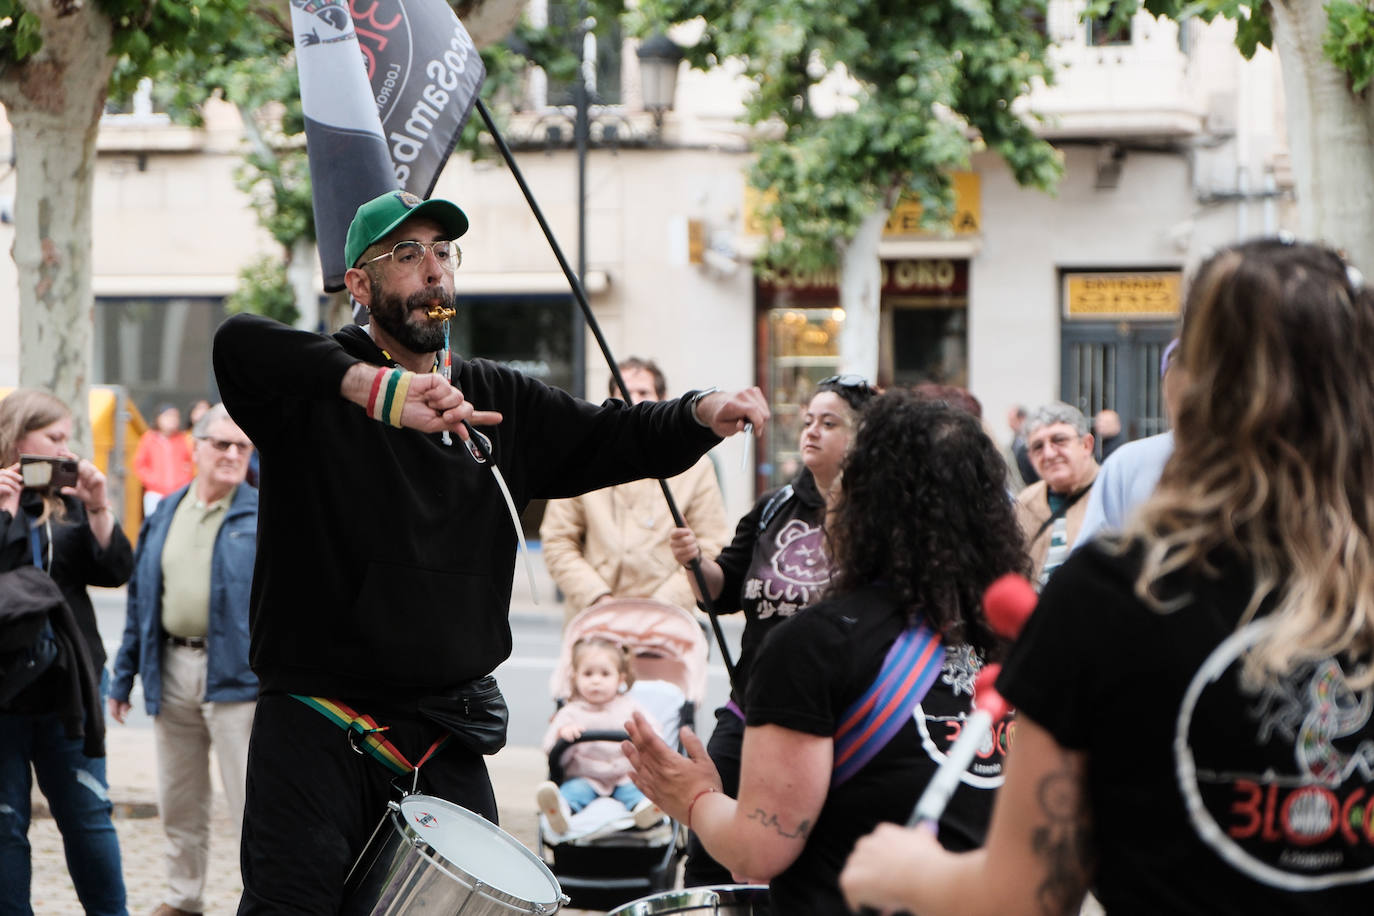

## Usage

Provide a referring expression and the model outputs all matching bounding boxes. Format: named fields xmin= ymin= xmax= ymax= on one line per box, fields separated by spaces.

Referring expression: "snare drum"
xmin=343 ymin=794 xmax=565 ymax=916
xmin=606 ymin=885 xmax=770 ymax=916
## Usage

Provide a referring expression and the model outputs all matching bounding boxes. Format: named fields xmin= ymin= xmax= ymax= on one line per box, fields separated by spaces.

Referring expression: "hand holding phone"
xmin=0 ymin=466 xmax=21 ymax=516
xmin=20 ymin=455 xmax=80 ymax=492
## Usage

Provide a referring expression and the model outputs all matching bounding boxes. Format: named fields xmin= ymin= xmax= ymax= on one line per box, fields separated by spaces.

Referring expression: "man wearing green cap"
xmin=213 ymin=189 xmax=768 ymax=913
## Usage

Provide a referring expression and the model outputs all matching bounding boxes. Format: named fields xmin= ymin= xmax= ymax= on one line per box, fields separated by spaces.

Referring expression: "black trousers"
xmin=682 ymin=704 xmax=744 ymax=887
xmin=236 ymin=693 xmax=497 ymax=915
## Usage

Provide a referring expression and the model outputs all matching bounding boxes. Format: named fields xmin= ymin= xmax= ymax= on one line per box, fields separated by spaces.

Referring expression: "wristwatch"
xmin=688 ymin=387 xmax=720 ymax=427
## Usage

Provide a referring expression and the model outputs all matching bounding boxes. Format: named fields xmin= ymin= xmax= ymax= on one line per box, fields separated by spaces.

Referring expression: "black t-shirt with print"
xmin=1000 ymin=542 xmax=1374 ymax=914
xmin=747 ymin=585 xmax=1005 ymax=915
xmin=714 ymin=469 xmax=829 ymax=706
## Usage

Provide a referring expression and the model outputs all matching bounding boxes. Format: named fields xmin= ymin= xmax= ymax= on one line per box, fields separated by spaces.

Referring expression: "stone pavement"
xmin=29 ymin=730 xmax=574 ymax=915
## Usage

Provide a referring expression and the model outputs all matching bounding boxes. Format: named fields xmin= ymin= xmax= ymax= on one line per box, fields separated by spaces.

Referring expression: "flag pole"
xmin=474 ymin=97 xmax=739 ymax=689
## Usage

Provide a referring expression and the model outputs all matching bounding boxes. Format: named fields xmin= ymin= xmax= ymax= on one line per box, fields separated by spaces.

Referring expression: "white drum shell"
xmin=343 ymin=795 xmax=563 ymax=916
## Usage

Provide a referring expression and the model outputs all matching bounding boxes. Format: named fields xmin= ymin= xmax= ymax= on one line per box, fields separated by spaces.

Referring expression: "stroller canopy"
xmin=549 ymin=598 xmax=709 ymax=707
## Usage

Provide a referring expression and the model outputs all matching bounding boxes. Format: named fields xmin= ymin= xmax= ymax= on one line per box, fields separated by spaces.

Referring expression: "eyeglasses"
xmin=366 ymin=239 xmax=462 ymax=273
xmin=198 ymin=436 xmax=252 ymax=454
xmin=1027 ymin=432 xmax=1085 ymax=456
xmin=818 ymin=374 xmax=874 ymax=392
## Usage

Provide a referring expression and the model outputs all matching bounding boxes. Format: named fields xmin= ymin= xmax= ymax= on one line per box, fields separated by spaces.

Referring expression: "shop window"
xmin=889 ymin=306 xmax=968 ymax=388
xmin=762 ymin=307 xmax=844 ymax=490
xmin=447 ymin=293 xmax=574 ymax=393
xmin=94 ymin=296 xmax=225 ymax=423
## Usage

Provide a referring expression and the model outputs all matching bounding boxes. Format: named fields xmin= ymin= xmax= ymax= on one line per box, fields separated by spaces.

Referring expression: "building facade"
xmin=0 ymin=2 xmax=1293 ymax=520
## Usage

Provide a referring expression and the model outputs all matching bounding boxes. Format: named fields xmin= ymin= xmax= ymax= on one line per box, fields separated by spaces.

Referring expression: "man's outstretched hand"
xmin=692 ymin=387 xmax=770 ymax=439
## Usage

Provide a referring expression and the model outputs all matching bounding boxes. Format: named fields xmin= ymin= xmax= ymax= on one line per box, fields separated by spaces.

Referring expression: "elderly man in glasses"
xmin=1014 ymin=401 xmax=1100 ymax=587
xmin=109 ymin=403 xmax=258 ymax=916
xmin=212 ymin=189 xmax=769 ymax=914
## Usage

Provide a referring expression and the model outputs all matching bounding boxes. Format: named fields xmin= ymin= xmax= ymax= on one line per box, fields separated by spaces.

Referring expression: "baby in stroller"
xmin=537 ymin=598 xmax=708 ymax=909
xmin=536 ymin=636 xmax=665 ymax=835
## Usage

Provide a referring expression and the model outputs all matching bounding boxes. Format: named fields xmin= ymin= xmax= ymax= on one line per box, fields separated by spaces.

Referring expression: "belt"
xmin=165 ymin=635 xmax=207 ymax=648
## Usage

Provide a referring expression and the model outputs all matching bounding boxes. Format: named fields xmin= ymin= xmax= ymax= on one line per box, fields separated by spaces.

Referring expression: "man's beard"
xmin=368 ymin=284 xmax=455 ymax=354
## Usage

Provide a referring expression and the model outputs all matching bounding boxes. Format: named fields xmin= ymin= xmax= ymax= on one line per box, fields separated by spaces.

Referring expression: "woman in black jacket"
xmin=0 ymin=388 xmax=134 ymax=916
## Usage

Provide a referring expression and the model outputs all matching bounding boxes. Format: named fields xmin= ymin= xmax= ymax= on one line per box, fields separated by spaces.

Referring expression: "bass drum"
xmin=342 ymin=794 xmax=565 ymax=916
xmin=607 ymin=885 xmax=769 ymax=916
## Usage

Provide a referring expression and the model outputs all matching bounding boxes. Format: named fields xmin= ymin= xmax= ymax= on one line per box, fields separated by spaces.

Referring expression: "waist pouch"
xmin=417 ymin=675 xmax=509 ymax=756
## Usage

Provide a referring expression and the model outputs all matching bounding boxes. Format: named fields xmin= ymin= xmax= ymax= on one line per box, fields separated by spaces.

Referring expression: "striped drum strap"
xmin=292 ymin=695 xmax=448 ymax=777
xmin=831 ymin=622 xmax=944 ymax=787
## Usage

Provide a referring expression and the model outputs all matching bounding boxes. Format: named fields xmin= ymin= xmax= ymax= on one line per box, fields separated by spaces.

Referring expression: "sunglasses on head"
xmin=818 ymin=374 xmax=873 ymax=391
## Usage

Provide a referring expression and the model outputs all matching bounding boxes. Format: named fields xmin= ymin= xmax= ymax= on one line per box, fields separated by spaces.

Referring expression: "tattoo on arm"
xmin=746 ymin=807 xmax=812 ymax=840
xmin=1030 ymin=767 xmax=1093 ymax=916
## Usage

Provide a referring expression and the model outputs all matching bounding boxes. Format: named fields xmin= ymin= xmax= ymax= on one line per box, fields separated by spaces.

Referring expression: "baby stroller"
xmin=538 ymin=598 xmax=710 ymax=911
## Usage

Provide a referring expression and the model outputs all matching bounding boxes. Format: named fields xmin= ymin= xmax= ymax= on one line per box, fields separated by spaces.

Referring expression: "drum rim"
xmin=394 ymin=794 xmax=562 ymax=907
xmin=606 ymin=883 xmax=769 ymax=915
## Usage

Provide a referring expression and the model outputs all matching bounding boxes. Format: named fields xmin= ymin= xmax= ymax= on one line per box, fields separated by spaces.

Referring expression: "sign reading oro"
xmin=1064 ymin=271 xmax=1182 ymax=318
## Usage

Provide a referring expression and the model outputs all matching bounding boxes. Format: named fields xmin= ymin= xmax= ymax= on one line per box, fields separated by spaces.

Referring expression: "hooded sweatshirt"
xmin=212 ymin=314 xmax=720 ymax=702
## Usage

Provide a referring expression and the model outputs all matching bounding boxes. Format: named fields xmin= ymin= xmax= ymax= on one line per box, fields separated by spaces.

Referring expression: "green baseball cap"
xmin=345 ymin=190 xmax=469 ymax=269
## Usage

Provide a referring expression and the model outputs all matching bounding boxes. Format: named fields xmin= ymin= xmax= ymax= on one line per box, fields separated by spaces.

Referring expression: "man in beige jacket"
xmin=1014 ymin=401 xmax=1099 ymax=587
xmin=541 ymin=358 xmax=730 ymax=623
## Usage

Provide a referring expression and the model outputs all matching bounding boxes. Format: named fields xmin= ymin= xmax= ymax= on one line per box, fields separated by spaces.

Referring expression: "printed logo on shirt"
xmin=1176 ymin=618 xmax=1374 ymax=888
xmin=913 ymin=646 xmax=1011 ymax=788
xmin=743 ymin=519 xmax=829 ymax=620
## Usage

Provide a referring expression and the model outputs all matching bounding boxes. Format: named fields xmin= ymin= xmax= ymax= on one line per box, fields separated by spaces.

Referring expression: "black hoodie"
xmin=213 ymin=314 xmax=720 ymax=702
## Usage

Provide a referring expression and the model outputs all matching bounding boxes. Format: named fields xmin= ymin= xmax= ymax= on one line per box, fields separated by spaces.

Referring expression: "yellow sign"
xmin=883 ymin=173 xmax=981 ymax=236
xmin=743 ymin=172 xmax=982 ymax=238
xmin=1064 ymin=271 xmax=1182 ymax=318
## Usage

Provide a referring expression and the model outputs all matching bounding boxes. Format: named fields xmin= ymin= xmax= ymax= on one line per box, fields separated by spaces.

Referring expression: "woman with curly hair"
xmin=668 ymin=373 xmax=878 ymax=886
xmin=628 ymin=391 xmax=1029 ymax=913
xmin=842 ymin=238 xmax=1374 ymax=914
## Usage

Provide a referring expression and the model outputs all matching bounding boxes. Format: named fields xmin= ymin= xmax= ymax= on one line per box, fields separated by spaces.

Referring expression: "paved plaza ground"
xmin=27 ymin=730 xmax=604 ymax=915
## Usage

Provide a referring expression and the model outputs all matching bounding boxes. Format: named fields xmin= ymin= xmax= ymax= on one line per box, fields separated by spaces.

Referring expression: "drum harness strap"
xmin=831 ymin=620 xmax=944 ymax=787
xmin=292 ymin=695 xmax=449 ymax=791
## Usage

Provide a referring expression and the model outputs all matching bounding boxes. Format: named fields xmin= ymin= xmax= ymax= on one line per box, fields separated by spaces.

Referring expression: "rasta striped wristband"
xmin=366 ymin=367 xmax=415 ymax=428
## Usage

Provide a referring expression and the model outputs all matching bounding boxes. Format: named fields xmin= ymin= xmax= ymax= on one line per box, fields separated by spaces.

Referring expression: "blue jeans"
xmin=559 ymin=777 xmax=645 ymax=813
xmin=0 ymin=670 xmax=127 ymax=916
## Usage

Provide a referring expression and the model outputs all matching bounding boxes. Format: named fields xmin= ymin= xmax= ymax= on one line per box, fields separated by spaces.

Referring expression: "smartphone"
xmin=19 ymin=455 xmax=79 ymax=492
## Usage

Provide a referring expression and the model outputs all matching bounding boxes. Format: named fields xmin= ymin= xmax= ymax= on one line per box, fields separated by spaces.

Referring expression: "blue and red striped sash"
xmin=832 ymin=622 xmax=944 ymax=787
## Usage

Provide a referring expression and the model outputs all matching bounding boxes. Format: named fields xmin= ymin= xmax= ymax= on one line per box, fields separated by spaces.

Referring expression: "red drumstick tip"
xmin=973 ymin=663 xmax=1010 ymax=720
xmin=983 ymin=573 xmax=1037 ymax=639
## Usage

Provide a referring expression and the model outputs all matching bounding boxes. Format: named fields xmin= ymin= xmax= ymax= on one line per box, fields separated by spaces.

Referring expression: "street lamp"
xmin=568 ymin=29 xmax=684 ymax=398
xmin=636 ymin=34 xmax=684 ymax=139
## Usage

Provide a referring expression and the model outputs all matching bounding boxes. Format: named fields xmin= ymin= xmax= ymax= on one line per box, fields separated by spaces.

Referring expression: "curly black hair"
xmin=829 ymin=391 xmax=1030 ymax=657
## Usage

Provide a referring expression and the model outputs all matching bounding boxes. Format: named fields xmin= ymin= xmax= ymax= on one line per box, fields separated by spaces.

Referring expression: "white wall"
xmin=967 ymin=130 xmax=1292 ymax=445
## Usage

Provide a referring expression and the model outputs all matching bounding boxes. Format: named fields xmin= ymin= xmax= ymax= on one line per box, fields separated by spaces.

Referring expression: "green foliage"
xmin=0 ymin=1 xmax=261 ymax=95
xmin=1092 ymin=0 xmax=1274 ymax=58
xmin=1325 ymin=0 xmax=1374 ymax=92
xmin=225 ymin=255 xmax=299 ymax=326
xmin=235 ymin=149 xmax=314 ymax=249
xmin=637 ymin=0 xmax=1064 ymax=270
xmin=0 ymin=4 xmax=44 ymax=59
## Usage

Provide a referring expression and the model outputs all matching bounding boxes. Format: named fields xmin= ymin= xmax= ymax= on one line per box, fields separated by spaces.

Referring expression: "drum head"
xmin=396 ymin=795 xmax=560 ymax=906
xmin=607 ymin=884 xmax=769 ymax=915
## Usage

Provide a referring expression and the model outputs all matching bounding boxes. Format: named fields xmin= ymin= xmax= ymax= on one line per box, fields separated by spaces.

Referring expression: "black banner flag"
xmin=292 ymin=0 xmax=486 ymax=291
